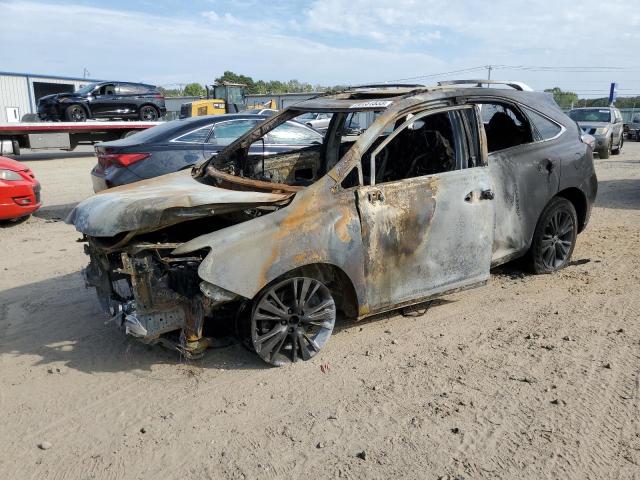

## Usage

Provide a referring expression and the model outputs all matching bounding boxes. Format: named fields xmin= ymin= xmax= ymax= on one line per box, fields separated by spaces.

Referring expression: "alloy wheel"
xmin=540 ymin=209 xmax=575 ymax=270
xmin=140 ymin=106 xmax=158 ymax=121
xmin=251 ymin=277 xmax=336 ymax=366
xmin=69 ymin=106 xmax=86 ymax=121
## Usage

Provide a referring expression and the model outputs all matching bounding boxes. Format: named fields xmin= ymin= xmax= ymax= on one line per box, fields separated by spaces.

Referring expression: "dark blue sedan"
xmin=91 ymin=113 xmax=323 ymax=192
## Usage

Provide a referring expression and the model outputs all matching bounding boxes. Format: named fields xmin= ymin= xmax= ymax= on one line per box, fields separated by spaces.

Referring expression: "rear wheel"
xmin=529 ymin=197 xmax=578 ymax=274
xmin=65 ymin=104 xmax=87 ymax=122
xmin=247 ymin=276 xmax=336 ymax=366
xmin=139 ymin=105 xmax=159 ymax=121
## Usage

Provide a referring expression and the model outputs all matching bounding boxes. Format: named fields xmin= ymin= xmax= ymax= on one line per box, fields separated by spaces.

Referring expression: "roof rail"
xmin=437 ymin=79 xmax=534 ymax=92
xmin=349 ymin=83 xmax=426 ymax=90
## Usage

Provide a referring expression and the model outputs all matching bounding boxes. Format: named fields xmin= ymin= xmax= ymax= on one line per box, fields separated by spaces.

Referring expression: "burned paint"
xmin=67 ymin=169 xmax=293 ymax=238
xmin=68 ymin=82 xmax=597 ymax=364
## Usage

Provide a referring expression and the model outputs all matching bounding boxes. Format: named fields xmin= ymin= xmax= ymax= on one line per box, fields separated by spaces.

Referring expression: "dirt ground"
xmin=1 ymin=143 xmax=639 ymax=480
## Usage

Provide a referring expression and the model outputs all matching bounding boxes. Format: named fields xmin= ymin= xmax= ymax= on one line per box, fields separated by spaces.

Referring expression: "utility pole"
xmin=487 ymin=65 xmax=493 ymax=81
xmin=82 ymin=67 xmax=90 ymax=79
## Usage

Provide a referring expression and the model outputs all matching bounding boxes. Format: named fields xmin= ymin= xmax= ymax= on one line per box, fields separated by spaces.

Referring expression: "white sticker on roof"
xmin=599 ymin=110 xmax=610 ymax=113
xmin=349 ymin=100 xmax=393 ymax=109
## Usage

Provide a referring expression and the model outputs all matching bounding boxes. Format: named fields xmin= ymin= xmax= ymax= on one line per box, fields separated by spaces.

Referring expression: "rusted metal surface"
xmin=66 ymin=168 xmax=293 ymax=237
xmin=69 ymin=84 xmax=598 ymax=361
xmin=173 ymin=174 xmax=367 ymax=304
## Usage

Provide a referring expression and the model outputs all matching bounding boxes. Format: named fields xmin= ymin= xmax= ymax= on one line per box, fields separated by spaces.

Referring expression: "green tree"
xmin=157 ymin=86 xmax=182 ymax=98
xmin=183 ymin=83 xmax=206 ymax=97
xmin=215 ymin=71 xmax=257 ymax=92
xmin=544 ymin=87 xmax=579 ymax=109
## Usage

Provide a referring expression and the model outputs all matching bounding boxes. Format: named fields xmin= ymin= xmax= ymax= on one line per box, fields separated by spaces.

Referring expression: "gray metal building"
xmin=0 ymin=71 xmax=101 ymax=123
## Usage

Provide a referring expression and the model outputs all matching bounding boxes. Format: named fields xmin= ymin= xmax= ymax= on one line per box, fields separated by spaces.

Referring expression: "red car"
xmin=0 ymin=156 xmax=41 ymax=221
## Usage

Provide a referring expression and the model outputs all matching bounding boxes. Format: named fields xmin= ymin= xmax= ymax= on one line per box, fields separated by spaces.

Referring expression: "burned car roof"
xmin=285 ymin=84 xmax=559 ymax=115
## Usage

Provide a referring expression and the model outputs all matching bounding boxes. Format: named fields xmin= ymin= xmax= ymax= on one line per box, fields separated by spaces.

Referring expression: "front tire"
xmin=64 ymin=104 xmax=87 ymax=122
xmin=529 ymin=197 xmax=578 ymax=274
xmin=246 ymin=276 xmax=336 ymax=366
xmin=612 ymin=135 xmax=623 ymax=155
xmin=139 ymin=105 xmax=159 ymax=121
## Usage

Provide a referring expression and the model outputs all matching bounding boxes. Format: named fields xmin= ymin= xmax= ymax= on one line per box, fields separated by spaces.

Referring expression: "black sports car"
xmin=37 ymin=81 xmax=166 ymax=122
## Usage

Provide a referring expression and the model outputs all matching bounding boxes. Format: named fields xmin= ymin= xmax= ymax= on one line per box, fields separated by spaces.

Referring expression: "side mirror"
xmin=408 ymin=120 xmax=425 ymax=131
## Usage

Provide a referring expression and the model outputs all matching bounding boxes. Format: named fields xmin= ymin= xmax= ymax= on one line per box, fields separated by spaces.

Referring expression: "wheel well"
xmin=65 ymin=103 xmax=88 ymax=113
xmin=557 ymin=187 xmax=588 ymax=232
xmin=275 ymin=263 xmax=359 ymax=319
xmin=139 ymin=103 xmax=159 ymax=112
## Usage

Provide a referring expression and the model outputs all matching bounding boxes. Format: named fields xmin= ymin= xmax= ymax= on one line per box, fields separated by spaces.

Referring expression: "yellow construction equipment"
xmin=179 ymin=82 xmax=276 ymax=118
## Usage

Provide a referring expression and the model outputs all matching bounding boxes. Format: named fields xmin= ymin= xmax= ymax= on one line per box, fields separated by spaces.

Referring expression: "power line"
xmin=378 ymin=66 xmax=488 ymax=84
xmin=493 ymin=64 xmax=640 ymax=73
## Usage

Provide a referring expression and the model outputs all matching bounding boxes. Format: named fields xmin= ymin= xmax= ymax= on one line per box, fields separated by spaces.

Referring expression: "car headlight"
xmin=0 ymin=169 xmax=23 ymax=181
xmin=595 ymin=127 xmax=610 ymax=135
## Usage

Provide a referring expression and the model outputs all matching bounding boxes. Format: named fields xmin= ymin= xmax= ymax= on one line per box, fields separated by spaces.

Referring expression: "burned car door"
xmin=354 ymin=106 xmax=495 ymax=313
xmin=476 ymin=101 xmax=563 ymax=263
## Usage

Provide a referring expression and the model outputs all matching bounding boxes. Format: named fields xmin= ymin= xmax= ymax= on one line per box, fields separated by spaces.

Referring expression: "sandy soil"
xmin=0 ymin=144 xmax=639 ymax=480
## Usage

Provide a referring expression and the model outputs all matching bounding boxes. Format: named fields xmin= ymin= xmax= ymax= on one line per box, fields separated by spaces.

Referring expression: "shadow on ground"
xmin=595 ymin=178 xmax=640 ymax=210
xmin=33 ymin=202 xmax=79 ymax=221
xmin=0 ymin=215 xmax=30 ymax=228
xmin=0 ymin=270 xmax=456 ymax=374
xmin=0 ymin=271 xmax=267 ymax=374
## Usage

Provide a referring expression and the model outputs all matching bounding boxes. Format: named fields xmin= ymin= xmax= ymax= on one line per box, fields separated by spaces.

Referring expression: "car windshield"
xmin=201 ymin=107 xmax=385 ymax=188
xmin=75 ymin=83 xmax=99 ymax=95
xmin=569 ymin=109 xmax=612 ymax=123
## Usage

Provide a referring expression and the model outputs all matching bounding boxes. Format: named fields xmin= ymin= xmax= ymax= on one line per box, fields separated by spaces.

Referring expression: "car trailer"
xmin=0 ymin=121 xmax=162 ymax=155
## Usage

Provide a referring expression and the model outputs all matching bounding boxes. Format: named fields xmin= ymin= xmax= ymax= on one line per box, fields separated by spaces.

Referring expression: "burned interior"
xmin=67 ymin=81 xmax=597 ymax=366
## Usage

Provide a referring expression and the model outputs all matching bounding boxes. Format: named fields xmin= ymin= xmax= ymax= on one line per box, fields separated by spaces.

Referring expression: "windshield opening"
xmin=201 ymin=108 xmax=385 ymax=189
xmin=569 ymin=109 xmax=612 ymax=123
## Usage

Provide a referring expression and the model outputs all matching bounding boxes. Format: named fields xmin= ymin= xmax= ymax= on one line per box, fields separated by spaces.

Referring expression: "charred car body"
xmin=67 ymin=80 xmax=597 ymax=366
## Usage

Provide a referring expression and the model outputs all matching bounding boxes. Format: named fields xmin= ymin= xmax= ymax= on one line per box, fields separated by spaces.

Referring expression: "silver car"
xmin=568 ymin=107 xmax=624 ymax=158
xmin=296 ymin=112 xmax=332 ymax=132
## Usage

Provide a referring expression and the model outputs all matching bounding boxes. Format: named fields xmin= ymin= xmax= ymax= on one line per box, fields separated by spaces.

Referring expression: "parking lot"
xmin=1 ymin=143 xmax=639 ymax=479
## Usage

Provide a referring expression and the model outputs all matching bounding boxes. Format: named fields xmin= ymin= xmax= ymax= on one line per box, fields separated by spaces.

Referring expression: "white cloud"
xmin=202 ymin=10 xmax=219 ymax=21
xmin=303 ymin=0 xmax=640 ymax=93
xmin=0 ymin=1 xmax=447 ymax=86
xmin=1 ymin=0 xmax=639 ymax=95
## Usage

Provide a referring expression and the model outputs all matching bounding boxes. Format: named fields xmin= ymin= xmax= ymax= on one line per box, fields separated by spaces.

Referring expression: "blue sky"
xmin=1 ymin=0 xmax=640 ymax=97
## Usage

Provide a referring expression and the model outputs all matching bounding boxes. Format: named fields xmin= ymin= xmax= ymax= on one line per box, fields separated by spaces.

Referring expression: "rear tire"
xmin=528 ymin=197 xmax=578 ymax=274
xmin=64 ymin=104 xmax=87 ymax=122
xmin=139 ymin=105 xmax=159 ymax=121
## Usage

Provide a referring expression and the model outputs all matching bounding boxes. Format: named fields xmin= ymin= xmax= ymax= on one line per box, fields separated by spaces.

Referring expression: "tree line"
xmin=544 ymin=87 xmax=640 ymax=109
xmin=158 ymin=74 xmax=640 ymax=109
xmin=158 ymin=71 xmax=346 ymax=98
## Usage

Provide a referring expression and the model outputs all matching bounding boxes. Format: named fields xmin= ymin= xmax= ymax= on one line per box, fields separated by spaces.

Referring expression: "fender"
xmin=173 ymin=176 xmax=367 ymax=303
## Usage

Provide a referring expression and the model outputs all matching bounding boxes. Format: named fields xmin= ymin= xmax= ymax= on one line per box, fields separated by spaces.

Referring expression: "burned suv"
xmin=37 ymin=81 xmax=166 ymax=122
xmin=67 ymin=80 xmax=597 ymax=366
